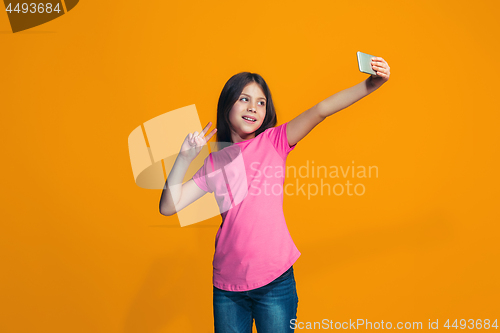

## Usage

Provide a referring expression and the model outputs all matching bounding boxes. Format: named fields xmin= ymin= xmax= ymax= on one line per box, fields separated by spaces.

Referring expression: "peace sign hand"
xmin=179 ymin=122 xmax=217 ymax=162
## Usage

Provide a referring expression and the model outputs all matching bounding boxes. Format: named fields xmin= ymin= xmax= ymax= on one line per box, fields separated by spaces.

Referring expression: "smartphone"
xmin=357 ymin=51 xmax=377 ymax=75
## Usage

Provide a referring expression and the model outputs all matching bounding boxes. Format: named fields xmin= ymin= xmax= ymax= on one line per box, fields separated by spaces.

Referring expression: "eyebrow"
xmin=241 ymin=93 xmax=266 ymax=101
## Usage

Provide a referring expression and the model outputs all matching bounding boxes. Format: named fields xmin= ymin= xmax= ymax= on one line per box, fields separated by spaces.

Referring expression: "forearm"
xmin=159 ymin=155 xmax=192 ymax=214
xmin=317 ymin=77 xmax=381 ymax=118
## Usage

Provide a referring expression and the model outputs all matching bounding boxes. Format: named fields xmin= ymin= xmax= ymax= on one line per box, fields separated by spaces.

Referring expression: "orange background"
xmin=1 ymin=0 xmax=499 ymax=332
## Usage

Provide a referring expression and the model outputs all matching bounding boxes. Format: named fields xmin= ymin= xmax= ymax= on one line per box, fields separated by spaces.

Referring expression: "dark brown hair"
xmin=215 ymin=72 xmax=277 ymax=151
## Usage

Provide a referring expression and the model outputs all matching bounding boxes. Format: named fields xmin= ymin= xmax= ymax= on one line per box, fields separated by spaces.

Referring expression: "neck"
xmin=231 ymin=130 xmax=255 ymax=143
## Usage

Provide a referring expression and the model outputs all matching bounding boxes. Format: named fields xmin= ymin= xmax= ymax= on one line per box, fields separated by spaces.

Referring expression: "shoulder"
xmin=262 ymin=122 xmax=296 ymax=159
xmin=262 ymin=122 xmax=289 ymax=139
xmin=261 ymin=122 xmax=286 ymax=137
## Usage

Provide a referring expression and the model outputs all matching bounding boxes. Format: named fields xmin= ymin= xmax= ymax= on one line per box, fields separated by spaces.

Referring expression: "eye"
xmin=240 ymin=97 xmax=248 ymax=102
xmin=258 ymin=101 xmax=266 ymax=106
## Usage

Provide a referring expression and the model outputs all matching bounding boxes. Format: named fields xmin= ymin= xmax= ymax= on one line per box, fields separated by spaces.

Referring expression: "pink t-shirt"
xmin=192 ymin=121 xmax=301 ymax=291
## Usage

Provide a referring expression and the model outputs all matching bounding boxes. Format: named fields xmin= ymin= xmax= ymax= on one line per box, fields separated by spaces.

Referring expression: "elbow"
xmin=161 ymin=207 xmax=181 ymax=216
xmin=314 ymin=102 xmax=328 ymax=120
xmin=159 ymin=204 xmax=175 ymax=217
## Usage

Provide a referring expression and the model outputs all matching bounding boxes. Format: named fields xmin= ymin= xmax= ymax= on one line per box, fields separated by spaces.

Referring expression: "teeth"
xmin=243 ymin=116 xmax=256 ymax=122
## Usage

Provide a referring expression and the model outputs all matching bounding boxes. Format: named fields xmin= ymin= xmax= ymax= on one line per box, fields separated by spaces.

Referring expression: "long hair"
xmin=215 ymin=72 xmax=277 ymax=151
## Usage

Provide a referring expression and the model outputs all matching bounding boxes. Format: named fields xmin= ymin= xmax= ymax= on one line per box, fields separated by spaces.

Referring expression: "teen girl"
xmin=160 ymin=57 xmax=390 ymax=332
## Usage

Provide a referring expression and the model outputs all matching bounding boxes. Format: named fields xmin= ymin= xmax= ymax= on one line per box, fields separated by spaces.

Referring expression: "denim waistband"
xmin=278 ymin=265 xmax=293 ymax=278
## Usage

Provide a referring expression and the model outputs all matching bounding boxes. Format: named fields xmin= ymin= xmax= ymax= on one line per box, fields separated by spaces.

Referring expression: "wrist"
xmin=368 ymin=76 xmax=384 ymax=89
xmin=177 ymin=154 xmax=193 ymax=164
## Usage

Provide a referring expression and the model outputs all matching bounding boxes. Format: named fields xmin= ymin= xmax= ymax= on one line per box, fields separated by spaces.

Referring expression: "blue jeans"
xmin=213 ymin=265 xmax=298 ymax=333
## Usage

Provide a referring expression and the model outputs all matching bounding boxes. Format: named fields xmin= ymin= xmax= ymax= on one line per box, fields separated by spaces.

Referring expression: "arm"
xmin=159 ymin=155 xmax=207 ymax=216
xmin=287 ymin=57 xmax=390 ymax=147
xmin=159 ymin=122 xmax=216 ymax=216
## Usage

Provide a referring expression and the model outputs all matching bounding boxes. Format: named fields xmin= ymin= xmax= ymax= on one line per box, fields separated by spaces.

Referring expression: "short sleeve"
xmin=264 ymin=122 xmax=297 ymax=160
xmin=192 ymin=154 xmax=214 ymax=193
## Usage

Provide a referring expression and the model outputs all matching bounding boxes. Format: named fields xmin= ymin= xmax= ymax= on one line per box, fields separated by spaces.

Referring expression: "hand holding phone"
xmin=357 ymin=51 xmax=377 ymax=75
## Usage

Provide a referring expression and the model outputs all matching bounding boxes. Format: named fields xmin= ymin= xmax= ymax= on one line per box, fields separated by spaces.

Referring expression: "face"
xmin=228 ymin=82 xmax=267 ymax=143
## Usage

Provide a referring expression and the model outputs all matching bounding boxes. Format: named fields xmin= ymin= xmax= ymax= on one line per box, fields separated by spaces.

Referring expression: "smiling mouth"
xmin=242 ymin=116 xmax=257 ymax=122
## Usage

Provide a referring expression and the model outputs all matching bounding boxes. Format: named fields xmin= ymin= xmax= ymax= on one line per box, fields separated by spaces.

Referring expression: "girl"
xmin=159 ymin=57 xmax=391 ymax=332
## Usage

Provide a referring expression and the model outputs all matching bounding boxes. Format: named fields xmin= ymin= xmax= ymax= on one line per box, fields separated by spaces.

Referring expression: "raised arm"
xmin=286 ymin=57 xmax=390 ymax=147
xmin=159 ymin=122 xmax=217 ymax=216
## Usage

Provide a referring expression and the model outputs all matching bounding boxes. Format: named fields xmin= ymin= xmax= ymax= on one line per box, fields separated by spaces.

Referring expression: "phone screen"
xmin=357 ymin=51 xmax=377 ymax=75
